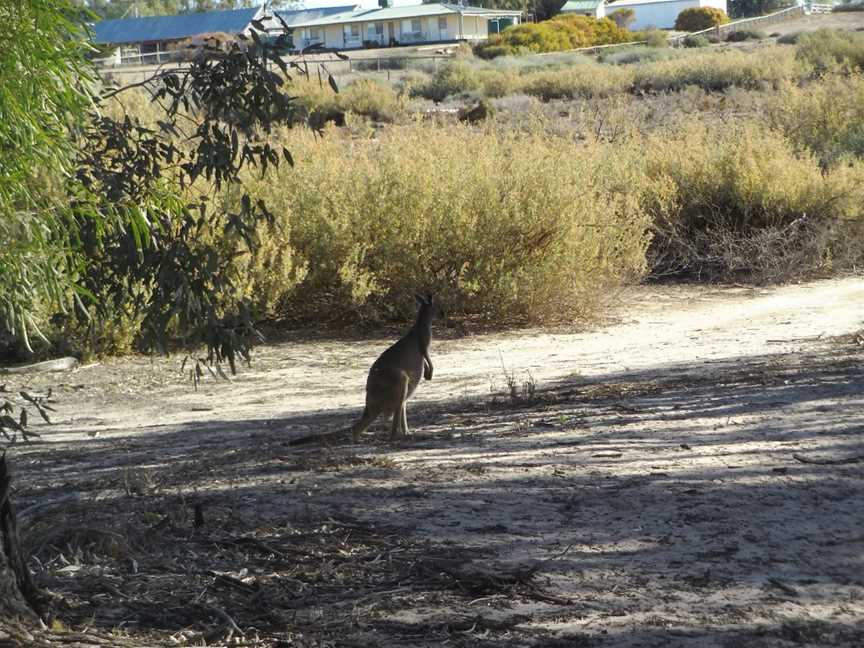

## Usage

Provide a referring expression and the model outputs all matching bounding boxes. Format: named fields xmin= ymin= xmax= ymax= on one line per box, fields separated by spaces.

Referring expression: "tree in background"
xmin=72 ymin=0 xmax=254 ymax=20
xmin=727 ymin=0 xmax=795 ymax=18
xmin=609 ymin=7 xmax=635 ymax=29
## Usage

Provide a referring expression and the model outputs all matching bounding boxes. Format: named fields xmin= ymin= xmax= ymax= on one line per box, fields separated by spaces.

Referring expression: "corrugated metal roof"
xmin=561 ymin=0 xmax=603 ymax=10
xmin=275 ymin=6 xmax=359 ymax=28
xmin=91 ymin=7 xmax=262 ymax=45
xmin=290 ymin=3 xmax=520 ymax=28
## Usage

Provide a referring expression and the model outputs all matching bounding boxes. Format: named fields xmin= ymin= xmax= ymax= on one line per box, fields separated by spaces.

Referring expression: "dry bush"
xmin=643 ymin=121 xmax=864 ymax=281
xmin=632 ymin=46 xmax=803 ymax=93
xmin=766 ymin=75 xmax=864 ymax=168
xmin=290 ymin=77 xmax=405 ymax=123
xmin=242 ymin=123 xmax=651 ymax=324
xmin=412 ymin=60 xmax=482 ymax=101
xmin=795 ymin=28 xmax=864 ymax=75
xmin=523 ymin=64 xmax=633 ymax=100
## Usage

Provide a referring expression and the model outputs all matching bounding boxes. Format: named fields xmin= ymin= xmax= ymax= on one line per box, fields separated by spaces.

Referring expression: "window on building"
xmin=411 ymin=18 xmax=422 ymax=32
xmin=438 ymin=17 xmax=447 ymax=32
xmin=344 ymin=23 xmax=360 ymax=41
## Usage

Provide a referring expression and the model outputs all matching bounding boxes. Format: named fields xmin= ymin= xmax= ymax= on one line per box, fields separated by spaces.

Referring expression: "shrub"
xmin=725 ymin=28 xmax=767 ymax=42
xmin=795 ymin=28 xmax=864 ymax=75
xmin=642 ymin=29 xmax=669 ymax=48
xmin=339 ymin=79 xmax=405 ymax=122
xmin=523 ymin=64 xmax=633 ymax=99
xmin=776 ymin=31 xmax=802 ymax=44
xmin=674 ymin=7 xmax=730 ymax=31
xmin=682 ymin=34 xmax=710 ymax=48
xmin=767 ymin=75 xmax=864 ymax=168
xmin=412 ymin=60 xmax=480 ymax=101
xmin=244 ymin=123 xmax=651 ymax=324
xmin=642 ymin=122 xmax=864 ymax=282
xmin=632 ymin=46 xmax=802 ymax=93
xmin=475 ymin=14 xmax=634 ymax=58
xmin=601 ymin=47 xmax=676 ymax=64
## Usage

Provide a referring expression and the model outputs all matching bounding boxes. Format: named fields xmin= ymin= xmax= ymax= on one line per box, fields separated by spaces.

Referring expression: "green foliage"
xmin=72 ymin=0 xmax=254 ymax=19
xmin=475 ymin=14 xmax=634 ymax=58
xmin=0 ymin=0 xmax=96 ymax=355
xmin=682 ymin=34 xmax=710 ymax=48
xmin=728 ymin=0 xmax=795 ymax=18
xmin=795 ymin=28 xmax=864 ymax=75
xmin=674 ymin=7 xmax=730 ymax=31
xmin=72 ymin=36 xmax=301 ymax=365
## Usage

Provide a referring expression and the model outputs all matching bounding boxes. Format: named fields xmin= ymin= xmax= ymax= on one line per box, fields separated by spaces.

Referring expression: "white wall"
xmin=609 ymin=0 xmax=727 ymax=29
xmin=303 ymin=12 xmax=480 ymax=48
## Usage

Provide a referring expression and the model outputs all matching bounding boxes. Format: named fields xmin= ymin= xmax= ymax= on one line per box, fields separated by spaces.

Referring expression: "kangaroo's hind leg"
xmin=390 ymin=371 xmax=411 ymax=440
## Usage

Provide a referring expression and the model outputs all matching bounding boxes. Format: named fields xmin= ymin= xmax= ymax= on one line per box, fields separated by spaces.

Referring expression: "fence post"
xmin=377 ymin=57 xmax=381 ymax=72
xmin=349 ymin=58 xmax=352 ymax=72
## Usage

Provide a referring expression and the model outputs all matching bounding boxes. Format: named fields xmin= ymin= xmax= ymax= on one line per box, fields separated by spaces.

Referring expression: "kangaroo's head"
xmin=414 ymin=293 xmax=442 ymax=331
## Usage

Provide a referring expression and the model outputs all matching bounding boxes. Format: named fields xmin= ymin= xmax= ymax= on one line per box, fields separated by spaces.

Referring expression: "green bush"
xmin=725 ymin=28 xmax=767 ymax=42
xmin=674 ymin=7 xmax=730 ymax=31
xmin=682 ymin=34 xmax=710 ymax=48
xmin=475 ymin=14 xmax=634 ymax=58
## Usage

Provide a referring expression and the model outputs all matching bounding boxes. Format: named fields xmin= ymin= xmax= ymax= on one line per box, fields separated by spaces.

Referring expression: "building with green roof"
xmin=560 ymin=0 xmax=607 ymax=19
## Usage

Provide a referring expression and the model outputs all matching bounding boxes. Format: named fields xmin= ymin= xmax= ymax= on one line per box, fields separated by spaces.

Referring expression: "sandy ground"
xmin=765 ymin=11 xmax=864 ymax=37
xmin=4 ymin=277 xmax=864 ymax=647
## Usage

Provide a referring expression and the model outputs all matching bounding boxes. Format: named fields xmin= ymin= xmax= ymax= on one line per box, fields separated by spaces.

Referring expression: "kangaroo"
xmin=351 ymin=293 xmax=439 ymax=442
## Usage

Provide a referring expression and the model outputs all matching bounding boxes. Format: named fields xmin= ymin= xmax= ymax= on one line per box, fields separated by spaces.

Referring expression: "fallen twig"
xmin=792 ymin=453 xmax=864 ymax=465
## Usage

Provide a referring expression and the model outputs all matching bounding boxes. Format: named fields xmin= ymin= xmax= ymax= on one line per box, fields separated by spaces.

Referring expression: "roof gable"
xmin=91 ymin=7 xmax=261 ymax=45
xmin=561 ymin=0 xmax=602 ymax=10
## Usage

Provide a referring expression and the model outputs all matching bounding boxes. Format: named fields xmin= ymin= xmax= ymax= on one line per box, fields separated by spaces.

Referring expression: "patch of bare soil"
xmin=2 ymin=278 xmax=864 ymax=647
xmin=766 ymin=11 xmax=864 ymax=37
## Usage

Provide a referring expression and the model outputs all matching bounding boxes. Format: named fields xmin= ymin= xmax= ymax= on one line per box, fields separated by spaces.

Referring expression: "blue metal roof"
xmin=91 ymin=7 xmax=262 ymax=45
xmin=274 ymin=6 xmax=359 ymax=28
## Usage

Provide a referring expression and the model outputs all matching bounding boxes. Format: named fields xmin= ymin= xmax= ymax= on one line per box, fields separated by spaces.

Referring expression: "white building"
xmin=289 ymin=2 xmax=522 ymax=50
xmin=604 ymin=0 xmax=727 ymax=29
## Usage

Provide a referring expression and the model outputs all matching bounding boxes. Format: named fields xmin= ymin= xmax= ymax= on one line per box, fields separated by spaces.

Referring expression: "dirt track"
xmin=5 ymin=278 xmax=864 ymax=647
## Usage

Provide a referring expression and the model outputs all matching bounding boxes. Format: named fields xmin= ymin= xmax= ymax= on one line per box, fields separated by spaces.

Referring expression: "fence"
xmin=668 ymin=5 xmax=806 ymax=43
